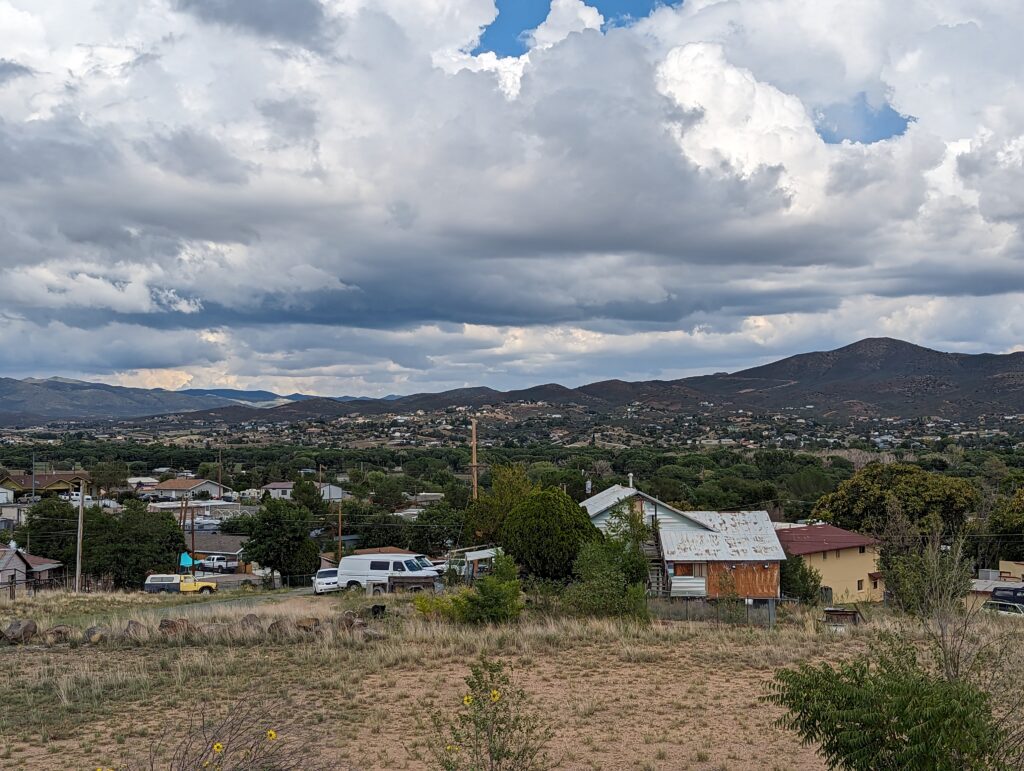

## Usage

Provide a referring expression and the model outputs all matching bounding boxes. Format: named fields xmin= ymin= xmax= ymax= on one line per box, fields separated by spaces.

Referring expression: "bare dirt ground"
xmin=0 ymin=592 xmax=848 ymax=770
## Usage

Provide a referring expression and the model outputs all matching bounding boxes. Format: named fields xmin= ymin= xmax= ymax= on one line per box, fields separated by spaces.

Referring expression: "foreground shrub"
xmin=433 ymin=658 xmax=553 ymax=771
xmin=120 ymin=699 xmax=331 ymax=770
xmin=765 ymin=642 xmax=1003 ymax=770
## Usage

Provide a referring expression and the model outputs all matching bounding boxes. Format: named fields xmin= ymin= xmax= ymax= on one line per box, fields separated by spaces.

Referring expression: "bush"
xmin=432 ymin=658 xmax=553 ymax=771
xmin=564 ymin=540 xmax=648 ymax=619
xmin=413 ymin=556 xmax=523 ymax=625
xmin=502 ymin=488 xmax=599 ymax=580
xmin=765 ymin=642 xmax=1004 ymax=770
xmin=780 ymin=555 xmax=822 ymax=604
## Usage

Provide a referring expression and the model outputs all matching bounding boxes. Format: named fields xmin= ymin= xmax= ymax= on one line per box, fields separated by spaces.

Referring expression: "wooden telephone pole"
xmin=74 ymin=480 xmax=85 ymax=592
xmin=471 ymin=418 xmax=479 ymax=501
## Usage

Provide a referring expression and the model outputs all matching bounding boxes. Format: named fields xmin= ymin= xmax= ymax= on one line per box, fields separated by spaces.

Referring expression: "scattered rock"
xmin=123 ymin=620 xmax=149 ymax=642
xmin=295 ymin=617 xmax=321 ymax=633
xmin=200 ymin=623 xmax=230 ymax=637
xmin=361 ymin=627 xmax=386 ymax=641
xmin=267 ymin=619 xmax=294 ymax=637
xmin=239 ymin=613 xmax=262 ymax=631
xmin=2 ymin=618 xmax=38 ymax=644
xmin=45 ymin=624 xmax=75 ymax=645
xmin=83 ymin=625 xmax=109 ymax=644
xmin=158 ymin=618 xmax=193 ymax=637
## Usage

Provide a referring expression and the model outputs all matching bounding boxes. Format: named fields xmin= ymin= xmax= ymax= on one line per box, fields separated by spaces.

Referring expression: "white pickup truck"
xmin=197 ymin=555 xmax=238 ymax=573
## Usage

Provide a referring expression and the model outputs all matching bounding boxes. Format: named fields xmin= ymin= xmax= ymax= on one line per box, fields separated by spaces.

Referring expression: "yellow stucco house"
xmin=776 ymin=523 xmax=884 ymax=603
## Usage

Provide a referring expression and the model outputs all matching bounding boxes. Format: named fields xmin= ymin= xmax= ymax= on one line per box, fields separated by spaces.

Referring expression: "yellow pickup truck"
xmin=143 ymin=574 xmax=217 ymax=594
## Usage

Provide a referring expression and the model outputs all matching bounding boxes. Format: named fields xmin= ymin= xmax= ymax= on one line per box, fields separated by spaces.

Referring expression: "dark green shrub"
xmin=780 ymin=555 xmax=822 ymax=604
xmin=564 ymin=540 xmax=648 ymax=619
xmin=461 ymin=555 xmax=523 ymax=624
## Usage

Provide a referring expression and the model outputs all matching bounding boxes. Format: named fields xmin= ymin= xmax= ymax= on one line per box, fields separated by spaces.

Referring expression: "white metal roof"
xmin=972 ymin=579 xmax=1024 ymax=593
xmin=580 ymin=484 xmax=636 ymax=516
xmin=659 ymin=511 xmax=786 ymax=562
xmin=464 ymin=547 xmax=502 ymax=562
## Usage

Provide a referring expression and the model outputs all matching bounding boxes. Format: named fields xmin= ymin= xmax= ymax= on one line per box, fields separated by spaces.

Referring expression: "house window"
xmin=872 ymin=580 xmax=878 ymax=590
xmin=857 ymin=579 xmax=864 ymax=591
xmin=859 ymin=546 xmax=866 ymax=554
xmin=835 ymin=550 xmax=841 ymax=559
xmin=822 ymin=551 xmax=828 ymax=560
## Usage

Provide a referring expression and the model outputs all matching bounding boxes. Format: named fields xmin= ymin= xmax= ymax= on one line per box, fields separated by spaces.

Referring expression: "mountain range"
xmin=3 ymin=338 xmax=1024 ymax=426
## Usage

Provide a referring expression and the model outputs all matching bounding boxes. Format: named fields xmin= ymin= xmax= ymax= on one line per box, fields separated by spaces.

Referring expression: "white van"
xmin=336 ymin=554 xmax=439 ymax=592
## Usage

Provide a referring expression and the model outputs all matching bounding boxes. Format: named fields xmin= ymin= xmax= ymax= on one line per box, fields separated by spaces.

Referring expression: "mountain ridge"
xmin=3 ymin=337 xmax=1024 ymax=426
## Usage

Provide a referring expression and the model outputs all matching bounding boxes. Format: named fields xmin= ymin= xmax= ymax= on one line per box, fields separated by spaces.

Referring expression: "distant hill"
xmin=0 ymin=377 xmax=236 ymax=426
xmin=7 ymin=338 xmax=1024 ymax=426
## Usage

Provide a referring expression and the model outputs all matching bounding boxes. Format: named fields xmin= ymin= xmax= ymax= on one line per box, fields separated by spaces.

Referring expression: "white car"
xmin=336 ymin=554 xmax=440 ymax=593
xmin=313 ymin=568 xmax=340 ymax=595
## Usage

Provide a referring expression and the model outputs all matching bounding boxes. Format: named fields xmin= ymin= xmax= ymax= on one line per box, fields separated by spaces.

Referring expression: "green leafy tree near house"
xmin=98 ymin=500 xmax=185 ymax=588
xmin=813 ymin=463 xmax=978 ymax=534
xmin=501 ymin=488 xmax=598 ymax=580
xmin=241 ymin=499 xmax=319 ymax=580
xmin=291 ymin=478 xmax=328 ymax=519
xmin=985 ymin=488 xmax=1024 ymax=562
xmin=407 ymin=503 xmax=466 ymax=556
xmin=780 ymin=556 xmax=822 ymax=604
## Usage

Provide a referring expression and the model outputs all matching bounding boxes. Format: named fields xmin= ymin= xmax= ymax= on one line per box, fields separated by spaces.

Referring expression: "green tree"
xmin=241 ymin=500 xmax=318 ymax=580
xmin=985 ymin=488 xmax=1024 ymax=562
xmin=813 ymin=463 xmax=979 ymax=534
xmin=780 ymin=556 xmax=822 ymax=604
xmin=467 ymin=464 xmax=539 ymax=541
xmin=291 ymin=478 xmax=328 ymax=518
xmin=407 ymin=504 xmax=466 ymax=556
xmin=501 ymin=488 xmax=598 ymax=580
xmin=103 ymin=501 xmax=185 ymax=588
xmin=89 ymin=461 xmax=129 ymax=496
xmin=564 ymin=539 xmax=648 ymax=619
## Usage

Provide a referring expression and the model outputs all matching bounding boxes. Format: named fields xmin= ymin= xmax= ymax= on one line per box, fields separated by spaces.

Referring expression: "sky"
xmin=0 ymin=0 xmax=1023 ymax=397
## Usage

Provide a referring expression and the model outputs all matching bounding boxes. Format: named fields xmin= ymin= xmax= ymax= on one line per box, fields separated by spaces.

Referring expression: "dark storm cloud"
xmin=175 ymin=0 xmax=331 ymax=48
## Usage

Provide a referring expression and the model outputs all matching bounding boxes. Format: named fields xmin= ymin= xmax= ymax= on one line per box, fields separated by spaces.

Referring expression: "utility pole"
xmin=190 ymin=499 xmax=196 ymax=578
xmin=74 ymin=480 xmax=84 ymax=592
xmin=471 ymin=418 xmax=479 ymax=501
xmin=31 ymin=452 xmax=36 ymax=501
xmin=217 ymin=449 xmax=223 ymax=499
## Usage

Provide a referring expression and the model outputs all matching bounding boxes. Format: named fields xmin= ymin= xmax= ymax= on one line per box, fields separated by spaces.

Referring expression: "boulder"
xmin=267 ymin=619 xmax=294 ymax=637
xmin=239 ymin=613 xmax=262 ymax=631
xmin=83 ymin=625 xmax=109 ymax=644
xmin=123 ymin=620 xmax=149 ymax=642
xmin=44 ymin=624 xmax=75 ymax=645
xmin=295 ymin=617 xmax=321 ymax=633
xmin=2 ymin=618 xmax=38 ymax=644
xmin=158 ymin=618 xmax=193 ymax=637
xmin=361 ymin=627 xmax=386 ymax=641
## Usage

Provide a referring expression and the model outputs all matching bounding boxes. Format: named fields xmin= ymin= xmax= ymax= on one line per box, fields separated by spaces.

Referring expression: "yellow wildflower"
xmin=490 ymin=689 xmax=501 ymax=703
xmin=446 ymin=744 xmax=461 ymax=753
xmin=213 ymin=742 xmax=224 ymax=754
xmin=462 ymin=694 xmax=473 ymax=706
xmin=266 ymin=729 xmax=278 ymax=741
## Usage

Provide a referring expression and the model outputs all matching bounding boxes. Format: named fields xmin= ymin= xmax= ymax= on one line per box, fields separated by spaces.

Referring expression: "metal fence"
xmin=2 ymin=574 xmax=117 ymax=600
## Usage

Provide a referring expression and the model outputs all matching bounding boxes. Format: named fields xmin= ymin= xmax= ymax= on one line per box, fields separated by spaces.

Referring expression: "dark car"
xmin=991 ymin=586 xmax=1024 ymax=604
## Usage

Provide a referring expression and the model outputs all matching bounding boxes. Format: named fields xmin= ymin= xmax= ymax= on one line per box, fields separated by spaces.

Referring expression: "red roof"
xmin=21 ymin=552 xmax=62 ymax=570
xmin=352 ymin=547 xmax=417 ymax=555
xmin=775 ymin=524 xmax=877 ymax=556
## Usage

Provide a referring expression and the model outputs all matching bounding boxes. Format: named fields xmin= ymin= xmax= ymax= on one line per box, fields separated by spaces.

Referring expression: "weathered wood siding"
xmin=706 ymin=561 xmax=780 ymax=599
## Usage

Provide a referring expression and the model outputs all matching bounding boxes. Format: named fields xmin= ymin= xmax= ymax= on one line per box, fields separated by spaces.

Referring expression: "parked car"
xmin=336 ymin=555 xmax=440 ymax=593
xmin=144 ymin=574 xmax=218 ymax=594
xmin=991 ymin=586 xmax=1024 ymax=604
xmin=313 ymin=568 xmax=340 ymax=595
xmin=197 ymin=555 xmax=238 ymax=573
xmin=983 ymin=600 xmax=1024 ymax=616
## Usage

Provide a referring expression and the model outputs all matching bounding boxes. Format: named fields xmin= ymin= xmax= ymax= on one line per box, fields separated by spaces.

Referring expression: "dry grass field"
xmin=0 ymin=590 xmax=890 ymax=771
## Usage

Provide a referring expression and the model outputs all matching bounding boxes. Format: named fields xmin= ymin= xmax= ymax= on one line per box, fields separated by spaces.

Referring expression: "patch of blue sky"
xmin=815 ymin=92 xmax=913 ymax=144
xmin=473 ymin=0 xmax=679 ymax=58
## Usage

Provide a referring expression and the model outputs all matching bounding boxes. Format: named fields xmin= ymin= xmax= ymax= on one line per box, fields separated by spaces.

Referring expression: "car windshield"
xmin=415 ymin=557 xmax=433 ymax=569
xmin=317 ymin=570 xmax=337 ymax=578
xmin=405 ymin=560 xmax=421 ymax=571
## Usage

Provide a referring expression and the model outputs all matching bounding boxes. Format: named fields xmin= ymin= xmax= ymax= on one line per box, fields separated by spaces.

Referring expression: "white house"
xmin=260 ymin=481 xmax=349 ymax=502
xmin=0 ymin=488 xmax=12 ymax=505
xmin=152 ymin=478 xmax=233 ymax=500
xmin=581 ymin=484 xmax=785 ymax=600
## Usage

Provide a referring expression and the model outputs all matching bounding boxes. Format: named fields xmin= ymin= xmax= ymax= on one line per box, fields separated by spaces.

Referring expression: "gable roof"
xmin=262 ymin=482 xmax=294 ymax=490
xmin=581 ymin=484 xmax=714 ymax=531
xmin=191 ymin=533 xmax=247 ymax=555
xmin=0 ymin=547 xmax=32 ymax=573
xmin=1 ymin=472 xmax=90 ymax=491
xmin=21 ymin=551 xmax=63 ymax=571
xmin=659 ymin=511 xmax=786 ymax=562
xmin=155 ymin=478 xmax=222 ymax=491
xmin=775 ymin=524 xmax=877 ymax=556
xmin=352 ymin=547 xmax=417 ymax=555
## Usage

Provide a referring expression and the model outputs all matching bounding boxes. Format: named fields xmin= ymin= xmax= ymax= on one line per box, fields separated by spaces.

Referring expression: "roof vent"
xmin=628 ymin=473 xmax=634 ymax=488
